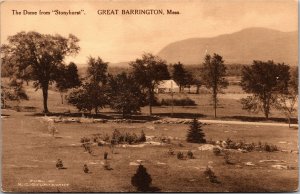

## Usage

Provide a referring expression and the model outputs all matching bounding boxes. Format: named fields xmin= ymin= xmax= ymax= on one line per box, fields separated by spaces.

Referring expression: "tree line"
xmin=1 ymin=32 xmax=298 ymax=125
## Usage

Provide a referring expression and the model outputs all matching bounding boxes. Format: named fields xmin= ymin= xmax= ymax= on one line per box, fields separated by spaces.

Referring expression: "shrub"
xmin=168 ymin=148 xmax=175 ymax=155
xmin=56 ymin=159 xmax=64 ymax=169
xmin=83 ymin=164 xmax=89 ymax=173
xmin=186 ymin=118 xmax=206 ymax=143
xmin=131 ymin=165 xmax=152 ymax=191
xmin=223 ymin=151 xmax=234 ymax=165
xmin=187 ymin=150 xmax=194 ymax=159
xmin=160 ymin=97 xmax=196 ymax=106
xmin=213 ymin=147 xmax=222 ymax=156
xmin=139 ymin=130 xmax=146 ymax=142
xmin=177 ymin=152 xmax=184 ymax=160
xmin=204 ymin=166 xmax=220 ymax=184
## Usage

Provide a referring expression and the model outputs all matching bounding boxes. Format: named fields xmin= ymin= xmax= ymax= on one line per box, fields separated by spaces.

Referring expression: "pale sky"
xmin=1 ymin=0 xmax=298 ymax=65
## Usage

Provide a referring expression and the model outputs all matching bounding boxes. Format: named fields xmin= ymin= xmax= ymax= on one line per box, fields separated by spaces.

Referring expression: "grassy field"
xmin=1 ymin=81 xmax=299 ymax=192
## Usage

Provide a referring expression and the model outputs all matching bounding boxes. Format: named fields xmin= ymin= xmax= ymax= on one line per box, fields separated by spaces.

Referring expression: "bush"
xmin=168 ymin=148 xmax=175 ymax=155
xmin=160 ymin=97 xmax=196 ymax=106
xmin=186 ymin=118 xmax=206 ymax=143
xmin=139 ymin=130 xmax=146 ymax=142
xmin=204 ymin=166 xmax=220 ymax=184
xmin=213 ymin=147 xmax=222 ymax=156
xmin=83 ymin=164 xmax=89 ymax=173
xmin=131 ymin=165 xmax=152 ymax=191
xmin=56 ymin=159 xmax=64 ymax=169
xmin=187 ymin=150 xmax=194 ymax=159
xmin=177 ymin=152 xmax=184 ymax=160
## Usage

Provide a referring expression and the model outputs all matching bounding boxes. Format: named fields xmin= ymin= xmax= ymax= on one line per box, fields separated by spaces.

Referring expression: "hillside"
xmin=158 ymin=27 xmax=298 ymax=65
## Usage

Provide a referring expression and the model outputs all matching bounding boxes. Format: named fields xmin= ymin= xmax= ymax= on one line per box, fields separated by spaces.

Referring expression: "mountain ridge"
xmin=157 ymin=27 xmax=298 ymax=65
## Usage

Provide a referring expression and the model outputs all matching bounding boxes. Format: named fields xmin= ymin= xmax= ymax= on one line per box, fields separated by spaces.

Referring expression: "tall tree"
xmin=56 ymin=62 xmax=81 ymax=104
xmin=67 ymin=57 xmax=108 ymax=115
xmin=108 ymin=72 xmax=146 ymax=117
xmin=1 ymin=31 xmax=80 ymax=113
xmin=130 ymin=53 xmax=170 ymax=115
xmin=201 ymin=54 xmax=228 ymax=118
xmin=274 ymin=68 xmax=298 ymax=127
xmin=240 ymin=60 xmax=290 ymax=119
xmin=172 ymin=62 xmax=188 ymax=92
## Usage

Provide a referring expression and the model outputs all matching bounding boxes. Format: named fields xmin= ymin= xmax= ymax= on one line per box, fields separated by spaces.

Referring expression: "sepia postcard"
xmin=0 ymin=0 xmax=298 ymax=192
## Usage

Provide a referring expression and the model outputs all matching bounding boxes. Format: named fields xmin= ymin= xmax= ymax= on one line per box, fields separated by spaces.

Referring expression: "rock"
xmin=93 ymin=119 xmax=107 ymax=123
xmin=272 ymin=165 xmax=288 ymax=170
xmin=157 ymin=162 xmax=166 ymax=165
xmin=145 ymin=141 xmax=163 ymax=146
xmin=244 ymin=162 xmax=255 ymax=166
xmin=259 ymin=160 xmax=286 ymax=163
xmin=278 ymin=141 xmax=287 ymax=144
xmin=136 ymin=160 xmax=144 ymax=163
xmin=198 ymin=144 xmax=222 ymax=151
xmin=129 ymin=162 xmax=140 ymax=166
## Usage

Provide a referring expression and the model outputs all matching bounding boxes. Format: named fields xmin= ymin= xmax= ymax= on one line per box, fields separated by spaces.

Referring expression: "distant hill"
xmin=157 ymin=27 xmax=298 ymax=65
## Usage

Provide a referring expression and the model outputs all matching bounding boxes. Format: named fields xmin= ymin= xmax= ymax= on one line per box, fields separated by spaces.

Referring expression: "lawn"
xmin=1 ymin=108 xmax=298 ymax=192
xmin=1 ymin=80 xmax=298 ymax=192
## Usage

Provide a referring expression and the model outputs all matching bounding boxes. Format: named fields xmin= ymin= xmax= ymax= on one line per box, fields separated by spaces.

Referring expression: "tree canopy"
xmin=201 ymin=54 xmax=228 ymax=118
xmin=240 ymin=60 xmax=290 ymax=119
xmin=130 ymin=53 xmax=170 ymax=115
xmin=1 ymin=31 xmax=80 ymax=112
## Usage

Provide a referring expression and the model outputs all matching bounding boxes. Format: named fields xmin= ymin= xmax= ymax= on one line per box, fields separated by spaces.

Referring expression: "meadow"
xmin=1 ymin=81 xmax=298 ymax=192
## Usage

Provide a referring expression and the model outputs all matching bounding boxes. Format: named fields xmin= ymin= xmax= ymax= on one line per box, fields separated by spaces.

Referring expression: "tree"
xmin=56 ymin=62 xmax=81 ymax=104
xmin=240 ymin=60 xmax=290 ymax=119
xmin=131 ymin=164 xmax=152 ymax=191
xmin=201 ymin=54 xmax=228 ymax=118
xmin=172 ymin=62 xmax=188 ymax=92
xmin=108 ymin=72 xmax=146 ymax=117
xmin=131 ymin=53 xmax=170 ymax=115
xmin=186 ymin=118 xmax=206 ymax=143
xmin=67 ymin=57 xmax=108 ymax=114
xmin=274 ymin=68 xmax=298 ymax=127
xmin=1 ymin=31 xmax=80 ymax=113
xmin=1 ymin=79 xmax=28 ymax=109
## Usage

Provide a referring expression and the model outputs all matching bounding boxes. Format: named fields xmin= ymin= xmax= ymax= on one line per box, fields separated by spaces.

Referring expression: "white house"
xmin=155 ymin=80 xmax=180 ymax=93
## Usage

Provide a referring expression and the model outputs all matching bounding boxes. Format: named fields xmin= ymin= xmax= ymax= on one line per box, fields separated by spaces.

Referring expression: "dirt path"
xmin=198 ymin=119 xmax=298 ymax=127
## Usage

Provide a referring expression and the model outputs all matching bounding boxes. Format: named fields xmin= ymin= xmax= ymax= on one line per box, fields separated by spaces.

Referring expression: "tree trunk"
xmin=149 ymin=88 xmax=153 ymax=115
xmin=60 ymin=93 xmax=64 ymax=104
xmin=213 ymin=90 xmax=217 ymax=118
xmin=95 ymin=106 xmax=98 ymax=115
xmin=196 ymin=85 xmax=200 ymax=94
xmin=42 ymin=84 xmax=49 ymax=113
xmin=288 ymin=116 xmax=291 ymax=128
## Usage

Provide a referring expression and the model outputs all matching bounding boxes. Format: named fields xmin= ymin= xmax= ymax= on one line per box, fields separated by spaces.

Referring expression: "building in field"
xmin=155 ymin=79 xmax=180 ymax=93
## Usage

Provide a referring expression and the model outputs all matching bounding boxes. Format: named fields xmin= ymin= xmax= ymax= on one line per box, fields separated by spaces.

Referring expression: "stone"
xmin=271 ymin=165 xmax=288 ymax=170
xmin=244 ymin=162 xmax=255 ymax=166
xmin=129 ymin=162 xmax=140 ymax=166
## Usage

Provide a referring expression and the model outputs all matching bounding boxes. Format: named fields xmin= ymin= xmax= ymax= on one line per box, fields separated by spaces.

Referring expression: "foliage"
xmin=56 ymin=159 xmax=64 ymax=169
xmin=240 ymin=60 xmax=290 ymax=119
xmin=213 ymin=147 xmax=222 ymax=156
xmin=55 ymin=62 xmax=81 ymax=104
xmin=110 ymin=129 xmax=146 ymax=145
xmin=130 ymin=53 xmax=170 ymax=115
xmin=204 ymin=166 xmax=220 ymax=184
xmin=131 ymin=165 xmax=152 ymax=191
xmin=168 ymin=148 xmax=175 ymax=155
xmin=1 ymin=31 xmax=80 ymax=112
xmin=177 ymin=152 xmax=184 ymax=160
xmin=83 ymin=164 xmax=89 ymax=173
xmin=67 ymin=83 xmax=108 ymax=114
xmin=108 ymin=72 xmax=146 ymax=117
xmin=172 ymin=62 xmax=193 ymax=92
xmin=187 ymin=150 xmax=194 ymax=159
xmin=201 ymin=54 xmax=228 ymax=118
xmin=160 ymin=97 xmax=196 ymax=106
xmin=186 ymin=118 xmax=206 ymax=143
xmin=1 ymin=79 xmax=28 ymax=108
xmin=274 ymin=68 xmax=298 ymax=127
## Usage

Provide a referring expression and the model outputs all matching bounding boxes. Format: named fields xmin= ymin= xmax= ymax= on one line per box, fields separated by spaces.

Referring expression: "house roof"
xmin=157 ymin=79 xmax=179 ymax=89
